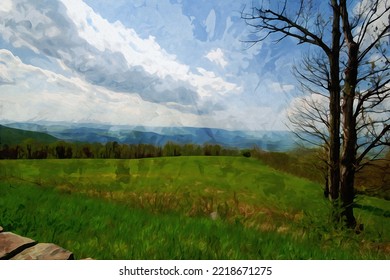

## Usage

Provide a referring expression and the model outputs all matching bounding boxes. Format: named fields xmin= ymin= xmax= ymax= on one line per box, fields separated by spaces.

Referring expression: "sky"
xmin=0 ymin=0 xmax=316 ymax=131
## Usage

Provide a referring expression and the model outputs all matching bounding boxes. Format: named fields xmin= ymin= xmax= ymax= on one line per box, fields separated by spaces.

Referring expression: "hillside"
xmin=0 ymin=125 xmax=58 ymax=145
xmin=1 ymin=156 xmax=388 ymax=259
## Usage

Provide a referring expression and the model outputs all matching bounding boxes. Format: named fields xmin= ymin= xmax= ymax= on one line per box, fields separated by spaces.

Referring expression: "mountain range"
xmin=2 ymin=122 xmax=297 ymax=151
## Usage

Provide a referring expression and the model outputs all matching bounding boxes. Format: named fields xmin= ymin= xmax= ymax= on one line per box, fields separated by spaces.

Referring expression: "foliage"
xmin=0 ymin=140 xmax=240 ymax=160
xmin=355 ymin=150 xmax=390 ymax=200
xmin=251 ymin=147 xmax=325 ymax=183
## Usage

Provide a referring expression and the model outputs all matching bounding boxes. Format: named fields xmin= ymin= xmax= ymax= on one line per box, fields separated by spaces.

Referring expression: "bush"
xmin=242 ymin=150 xmax=251 ymax=158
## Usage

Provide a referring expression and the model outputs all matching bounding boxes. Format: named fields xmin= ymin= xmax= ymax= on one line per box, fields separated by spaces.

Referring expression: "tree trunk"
xmin=327 ymin=0 xmax=342 ymax=221
xmin=340 ymin=92 xmax=357 ymax=228
xmin=340 ymin=38 xmax=359 ymax=228
xmin=328 ymin=58 xmax=341 ymax=222
xmin=328 ymin=74 xmax=341 ymax=202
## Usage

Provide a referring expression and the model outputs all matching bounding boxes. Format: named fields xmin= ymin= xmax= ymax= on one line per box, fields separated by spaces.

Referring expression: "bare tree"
xmin=288 ymin=51 xmax=333 ymax=197
xmin=243 ymin=0 xmax=390 ymax=228
xmin=338 ymin=0 xmax=390 ymax=227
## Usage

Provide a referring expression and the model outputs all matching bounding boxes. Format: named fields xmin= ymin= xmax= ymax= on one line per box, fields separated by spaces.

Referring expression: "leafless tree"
xmin=243 ymin=0 xmax=390 ymax=227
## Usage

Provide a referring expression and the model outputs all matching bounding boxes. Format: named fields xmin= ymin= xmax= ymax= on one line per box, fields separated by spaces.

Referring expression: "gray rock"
xmin=210 ymin=211 xmax=219 ymax=220
xmin=11 ymin=243 xmax=74 ymax=260
xmin=0 ymin=232 xmax=37 ymax=260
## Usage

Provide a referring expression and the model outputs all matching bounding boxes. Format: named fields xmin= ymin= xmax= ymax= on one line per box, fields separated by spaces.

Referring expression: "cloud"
xmin=285 ymin=93 xmax=329 ymax=136
xmin=0 ymin=49 xmax=204 ymax=127
xmin=0 ymin=48 xmax=286 ymax=131
xmin=269 ymin=82 xmax=295 ymax=94
xmin=0 ymin=0 xmax=294 ymax=131
xmin=215 ymin=104 xmax=288 ymax=131
xmin=205 ymin=48 xmax=228 ymax=68
xmin=0 ymin=0 xmax=12 ymax=12
xmin=0 ymin=0 xmax=240 ymax=112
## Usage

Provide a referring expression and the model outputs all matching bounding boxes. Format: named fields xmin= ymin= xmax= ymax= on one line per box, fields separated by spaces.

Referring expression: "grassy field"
xmin=0 ymin=156 xmax=389 ymax=259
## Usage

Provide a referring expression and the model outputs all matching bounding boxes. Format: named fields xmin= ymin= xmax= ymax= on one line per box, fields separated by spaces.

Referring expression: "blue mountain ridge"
xmin=3 ymin=122 xmax=298 ymax=151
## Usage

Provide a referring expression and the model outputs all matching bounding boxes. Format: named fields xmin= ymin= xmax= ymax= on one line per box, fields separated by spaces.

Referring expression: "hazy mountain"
xmin=3 ymin=122 xmax=297 ymax=151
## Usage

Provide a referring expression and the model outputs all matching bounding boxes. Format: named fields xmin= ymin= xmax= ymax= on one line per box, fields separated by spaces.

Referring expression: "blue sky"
xmin=0 ymin=0 xmax=309 ymax=131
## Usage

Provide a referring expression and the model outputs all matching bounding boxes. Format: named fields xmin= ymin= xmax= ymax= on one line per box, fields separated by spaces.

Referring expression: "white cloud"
xmin=269 ymin=82 xmax=295 ymax=94
xmin=205 ymin=48 xmax=228 ymax=68
xmin=60 ymin=0 xmax=240 ymax=100
xmin=0 ymin=0 xmax=293 ymax=131
xmin=285 ymin=93 xmax=329 ymax=133
xmin=216 ymin=104 xmax=288 ymax=131
xmin=0 ymin=49 xmax=204 ymax=126
xmin=0 ymin=49 xmax=280 ymax=131
xmin=194 ymin=67 xmax=239 ymax=97
xmin=0 ymin=0 xmax=12 ymax=12
xmin=0 ymin=0 xmax=240 ymax=111
xmin=62 ymin=0 xmax=190 ymax=79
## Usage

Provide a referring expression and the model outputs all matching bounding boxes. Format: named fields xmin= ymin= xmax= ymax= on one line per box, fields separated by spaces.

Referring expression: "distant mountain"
xmin=3 ymin=122 xmax=298 ymax=151
xmin=0 ymin=125 xmax=58 ymax=145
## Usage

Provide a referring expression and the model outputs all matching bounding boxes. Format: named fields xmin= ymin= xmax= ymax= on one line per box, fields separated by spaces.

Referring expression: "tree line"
xmin=0 ymin=140 xmax=240 ymax=160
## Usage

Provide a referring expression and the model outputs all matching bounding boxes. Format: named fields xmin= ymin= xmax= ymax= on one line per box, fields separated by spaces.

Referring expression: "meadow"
xmin=0 ymin=156 xmax=389 ymax=259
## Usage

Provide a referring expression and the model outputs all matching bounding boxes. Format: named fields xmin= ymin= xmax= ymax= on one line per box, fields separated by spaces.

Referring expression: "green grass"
xmin=0 ymin=156 xmax=389 ymax=259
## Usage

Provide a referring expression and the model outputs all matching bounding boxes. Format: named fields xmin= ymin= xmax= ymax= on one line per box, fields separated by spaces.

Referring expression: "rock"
xmin=0 ymin=226 xmax=3 ymax=233
xmin=11 ymin=243 xmax=74 ymax=260
xmin=210 ymin=211 xmax=219 ymax=220
xmin=0 ymin=232 xmax=37 ymax=260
